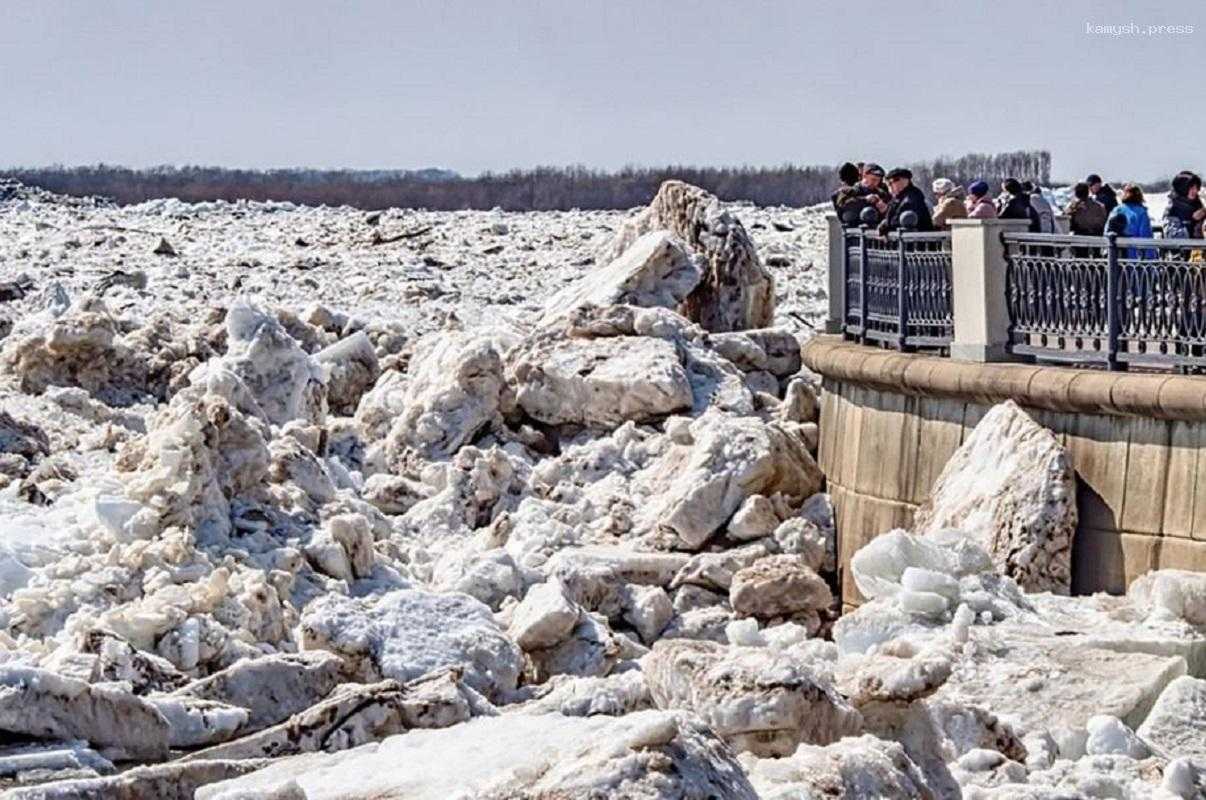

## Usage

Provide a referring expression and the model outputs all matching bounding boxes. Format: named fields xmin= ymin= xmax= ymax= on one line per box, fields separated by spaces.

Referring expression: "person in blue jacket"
xmin=1106 ymin=184 xmax=1156 ymax=259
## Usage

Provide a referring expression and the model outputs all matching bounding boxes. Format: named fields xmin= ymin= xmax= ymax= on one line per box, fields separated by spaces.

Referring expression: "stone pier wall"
xmin=802 ymin=337 xmax=1206 ymax=606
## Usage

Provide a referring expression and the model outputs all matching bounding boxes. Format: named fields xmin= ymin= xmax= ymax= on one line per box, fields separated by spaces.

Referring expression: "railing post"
xmin=949 ymin=219 xmax=1031 ymax=361
xmin=858 ymin=227 xmax=869 ymax=345
xmin=1106 ymin=232 xmax=1120 ymax=370
xmin=841 ymin=227 xmax=850 ymax=340
xmin=825 ymin=213 xmax=845 ymax=334
xmin=897 ymin=233 xmax=908 ymax=350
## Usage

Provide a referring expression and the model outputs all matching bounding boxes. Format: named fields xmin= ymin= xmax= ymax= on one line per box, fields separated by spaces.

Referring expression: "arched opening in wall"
xmin=1070 ymin=478 xmax=1125 ymax=596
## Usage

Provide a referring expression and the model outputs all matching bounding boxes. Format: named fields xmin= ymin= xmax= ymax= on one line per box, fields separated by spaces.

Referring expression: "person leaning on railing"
xmin=1064 ymin=182 xmax=1107 ymax=236
xmin=930 ymin=178 xmax=968 ymax=230
xmin=877 ymin=168 xmax=935 ymax=234
xmin=964 ymin=181 xmax=998 ymax=219
xmin=1163 ymin=172 xmax=1205 ymax=239
xmin=1162 ymin=171 xmax=1206 ymax=263
xmin=833 ymin=162 xmax=890 ymax=227
xmin=830 ymin=162 xmax=861 ymax=222
xmin=1106 ymin=184 xmax=1158 ymax=259
xmin=997 ymin=179 xmax=1042 ymax=232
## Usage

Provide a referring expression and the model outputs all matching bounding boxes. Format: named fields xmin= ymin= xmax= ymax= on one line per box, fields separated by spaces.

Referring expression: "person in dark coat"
xmin=878 ymin=168 xmax=934 ymax=233
xmin=1065 ymin=182 xmax=1108 ymax=236
xmin=831 ymin=162 xmax=860 ymax=203
xmin=1087 ymin=174 xmax=1118 ymax=213
xmin=832 ymin=162 xmax=867 ymax=226
xmin=836 ymin=163 xmax=891 ymax=226
xmin=1162 ymin=171 xmax=1205 ymax=239
xmin=997 ymin=178 xmax=1041 ymax=232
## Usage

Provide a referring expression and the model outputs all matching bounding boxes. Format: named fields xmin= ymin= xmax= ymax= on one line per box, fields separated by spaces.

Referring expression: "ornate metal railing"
xmin=1003 ymin=232 xmax=1206 ymax=370
xmin=842 ymin=228 xmax=953 ymax=350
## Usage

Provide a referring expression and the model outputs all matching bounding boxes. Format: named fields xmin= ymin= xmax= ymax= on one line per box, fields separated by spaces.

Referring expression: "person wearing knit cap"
xmin=859 ymin=163 xmax=889 ymax=202
xmin=965 ymin=181 xmax=997 ymax=219
xmin=931 ymin=178 xmax=967 ymax=230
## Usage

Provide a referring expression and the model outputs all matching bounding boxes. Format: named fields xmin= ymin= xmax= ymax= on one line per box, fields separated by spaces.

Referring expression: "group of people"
xmin=831 ymin=162 xmax=1206 ymax=245
xmin=829 ymin=162 xmax=1058 ymax=235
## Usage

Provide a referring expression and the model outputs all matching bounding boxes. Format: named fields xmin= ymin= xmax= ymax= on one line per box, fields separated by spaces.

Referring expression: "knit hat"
xmin=932 ymin=178 xmax=956 ymax=196
xmin=886 ymin=167 xmax=912 ymax=181
xmin=968 ymin=180 xmax=989 ymax=197
xmin=862 ymin=163 xmax=885 ymax=177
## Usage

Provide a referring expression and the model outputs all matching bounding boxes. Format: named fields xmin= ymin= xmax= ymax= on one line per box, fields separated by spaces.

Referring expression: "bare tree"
xmin=2 ymin=152 xmax=1052 ymax=211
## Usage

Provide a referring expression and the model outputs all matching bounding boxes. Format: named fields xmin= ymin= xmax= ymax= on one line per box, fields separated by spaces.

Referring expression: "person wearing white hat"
xmin=931 ymin=178 xmax=968 ymax=231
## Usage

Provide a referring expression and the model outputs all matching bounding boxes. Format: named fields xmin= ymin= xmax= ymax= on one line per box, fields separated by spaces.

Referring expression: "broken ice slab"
xmin=934 ymin=626 xmax=1186 ymax=732
xmin=0 ymin=740 xmax=113 ymax=779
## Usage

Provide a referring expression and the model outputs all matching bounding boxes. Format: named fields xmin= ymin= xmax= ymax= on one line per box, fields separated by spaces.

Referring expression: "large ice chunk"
xmin=510 ymin=335 xmax=693 ymax=428
xmin=744 ymin=734 xmax=931 ymax=799
xmin=197 ymin=710 xmax=758 ymax=799
xmin=850 ymin=528 xmax=992 ymax=601
xmin=538 ymin=229 xmax=702 ymax=326
xmin=636 ymin=414 xmax=822 ymax=549
xmin=220 ymin=299 xmax=327 ymax=426
xmin=1129 ymin=570 xmax=1206 ymax=625
xmin=643 ymin=639 xmax=861 ymax=756
xmin=299 ymin=589 xmax=522 ymax=700
xmin=913 ymin=401 xmax=1076 ymax=594
xmin=1137 ymin=676 xmax=1206 ymax=759
xmin=600 ymin=180 xmax=774 ymax=332
xmin=0 ymin=665 xmax=171 ymax=760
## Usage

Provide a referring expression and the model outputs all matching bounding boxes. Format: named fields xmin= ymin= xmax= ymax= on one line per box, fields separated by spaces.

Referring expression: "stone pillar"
xmin=949 ymin=219 xmax=1030 ymax=362
xmin=825 ymin=213 xmax=844 ymax=334
xmin=1054 ymin=214 xmax=1070 ymax=234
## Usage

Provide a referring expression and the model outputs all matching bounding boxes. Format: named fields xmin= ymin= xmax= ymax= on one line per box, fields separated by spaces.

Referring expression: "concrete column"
xmin=949 ymin=219 xmax=1030 ymax=362
xmin=1054 ymin=214 xmax=1070 ymax=234
xmin=825 ymin=213 xmax=844 ymax=334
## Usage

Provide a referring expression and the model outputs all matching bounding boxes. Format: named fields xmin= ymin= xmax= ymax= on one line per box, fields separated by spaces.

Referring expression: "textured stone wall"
xmin=803 ymin=337 xmax=1206 ymax=606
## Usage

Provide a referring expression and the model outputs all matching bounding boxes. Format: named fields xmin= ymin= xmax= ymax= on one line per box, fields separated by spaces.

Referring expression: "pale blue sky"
xmin=1 ymin=0 xmax=1200 ymax=181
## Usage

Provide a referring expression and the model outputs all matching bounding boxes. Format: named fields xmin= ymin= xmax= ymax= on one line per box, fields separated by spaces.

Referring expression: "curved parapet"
xmin=802 ymin=336 xmax=1206 ymax=605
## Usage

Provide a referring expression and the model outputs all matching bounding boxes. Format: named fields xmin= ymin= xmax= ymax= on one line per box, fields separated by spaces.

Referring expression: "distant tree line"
xmin=2 ymin=152 xmax=1051 ymax=211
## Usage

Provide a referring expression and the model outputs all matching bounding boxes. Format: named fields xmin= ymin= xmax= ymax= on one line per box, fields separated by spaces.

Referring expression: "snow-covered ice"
xmin=0 ymin=178 xmax=1203 ymax=798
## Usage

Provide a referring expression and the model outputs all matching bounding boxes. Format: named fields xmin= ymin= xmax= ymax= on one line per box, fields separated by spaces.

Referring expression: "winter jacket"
xmin=932 ymin=193 xmax=968 ymax=230
xmin=1094 ymin=184 xmax=1118 ymax=214
xmin=998 ymin=192 xmax=1041 ymax=232
xmin=1029 ymin=192 xmax=1056 ymax=233
xmin=965 ymin=196 xmax=998 ymax=219
xmin=834 ymin=183 xmax=889 ymax=227
xmin=1107 ymin=201 xmax=1156 ymax=259
xmin=879 ymin=183 xmax=935 ymax=233
xmin=1163 ymin=193 xmax=1203 ymax=239
xmin=1065 ymin=198 xmax=1107 ymax=236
